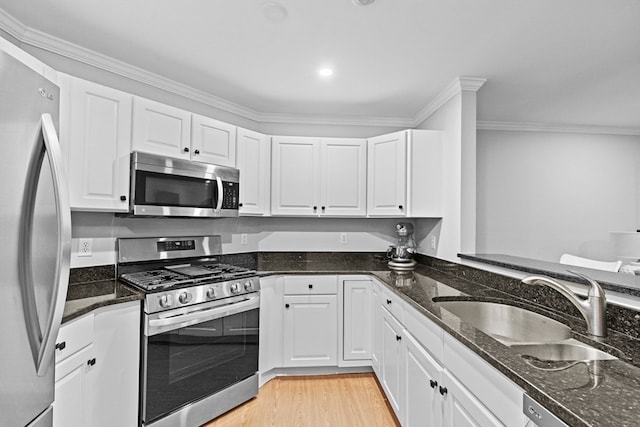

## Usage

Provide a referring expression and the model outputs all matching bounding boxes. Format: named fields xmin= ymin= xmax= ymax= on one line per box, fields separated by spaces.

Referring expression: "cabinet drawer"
xmin=377 ymin=282 xmax=404 ymax=323
xmin=56 ymin=313 xmax=94 ymax=364
xmin=283 ymin=276 xmax=338 ymax=295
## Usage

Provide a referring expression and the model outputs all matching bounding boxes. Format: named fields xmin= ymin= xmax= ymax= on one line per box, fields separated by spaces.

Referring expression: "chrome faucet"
xmin=521 ymin=271 xmax=607 ymax=337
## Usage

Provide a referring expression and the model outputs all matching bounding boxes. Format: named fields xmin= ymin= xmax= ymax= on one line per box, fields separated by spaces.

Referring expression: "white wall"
xmin=476 ymin=130 xmax=640 ymax=262
xmin=70 ymin=213 xmax=400 ymax=268
xmin=413 ymin=88 xmax=479 ymax=263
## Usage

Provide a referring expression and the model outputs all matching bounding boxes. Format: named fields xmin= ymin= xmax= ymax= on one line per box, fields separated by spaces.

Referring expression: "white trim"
xmin=477 ymin=120 xmax=640 ymax=136
xmin=413 ymin=76 xmax=486 ymax=126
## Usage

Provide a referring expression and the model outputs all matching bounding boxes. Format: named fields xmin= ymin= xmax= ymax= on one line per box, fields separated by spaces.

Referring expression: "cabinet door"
xmin=381 ymin=307 xmax=404 ymax=420
xmin=283 ymin=294 xmax=337 ymax=366
xmin=367 ymin=131 xmax=407 ymax=217
xmin=60 ymin=75 xmax=132 ymax=212
xmin=343 ymin=280 xmax=372 ymax=360
xmin=404 ymin=332 xmax=443 ymax=427
xmin=237 ymin=128 xmax=271 ymax=216
xmin=91 ymin=302 xmax=140 ymax=427
xmin=258 ymin=276 xmax=283 ymax=383
xmin=271 ymin=136 xmax=321 ymax=216
xmin=132 ymin=97 xmax=191 ymax=158
xmin=191 ymin=114 xmax=236 ymax=166
xmin=371 ymin=282 xmax=383 ymax=375
xmin=442 ymin=370 xmax=503 ymax=427
xmin=320 ymin=138 xmax=366 ymax=216
xmin=54 ymin=345 xmax=95 ymax=427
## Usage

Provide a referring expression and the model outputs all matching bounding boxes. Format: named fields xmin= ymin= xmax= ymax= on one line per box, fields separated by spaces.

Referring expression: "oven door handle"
xmin=147 ymin=294 xmax=259 ymax=336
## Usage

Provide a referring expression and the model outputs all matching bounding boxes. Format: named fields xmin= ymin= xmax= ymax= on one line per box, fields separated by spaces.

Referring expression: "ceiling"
xmin=0 ymin=0 xmax=639 ymax=131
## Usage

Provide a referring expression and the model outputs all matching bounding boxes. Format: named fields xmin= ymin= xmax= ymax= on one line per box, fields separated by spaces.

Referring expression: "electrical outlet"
xmin=340 ymin=233 xmax=348 ymax=244
xmin=430 ymin=236 xmax=437 ymax=250
xmin=240 ymin=233 xmax=248 ymax=245
xmin=78 ymin=238 xmax=92 ymax=257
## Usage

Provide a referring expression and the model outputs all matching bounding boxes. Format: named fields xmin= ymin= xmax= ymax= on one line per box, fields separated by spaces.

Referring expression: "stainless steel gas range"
xmin=117 ymin=235 xmax=260 ymax=427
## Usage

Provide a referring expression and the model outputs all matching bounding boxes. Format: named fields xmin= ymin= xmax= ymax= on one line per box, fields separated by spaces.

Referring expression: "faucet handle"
xmin=567 ymin=270 xmax=607 ymax=300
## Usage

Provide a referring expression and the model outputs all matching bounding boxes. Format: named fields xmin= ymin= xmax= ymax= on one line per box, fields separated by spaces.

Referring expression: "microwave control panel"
xmin=221 ymin=181 xmax=239 ymax=209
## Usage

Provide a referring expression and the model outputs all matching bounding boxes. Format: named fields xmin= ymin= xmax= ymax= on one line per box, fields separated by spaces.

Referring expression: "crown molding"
xmin=477 ymin=120 xmax=640 ymax=136
xmin=412 ymin=76 xmax=486 ymax=126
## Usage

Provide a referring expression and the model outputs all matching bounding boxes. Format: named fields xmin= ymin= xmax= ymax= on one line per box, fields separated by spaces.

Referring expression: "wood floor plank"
xmin=202 ymin=373 xmax=400 ymax=427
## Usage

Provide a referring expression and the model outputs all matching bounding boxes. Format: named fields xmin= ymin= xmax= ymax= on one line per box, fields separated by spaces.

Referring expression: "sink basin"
xmin=435 ymin=300 xmax=571 ymax=343
xmin=510 ymin=339 xmax=618 ymax=361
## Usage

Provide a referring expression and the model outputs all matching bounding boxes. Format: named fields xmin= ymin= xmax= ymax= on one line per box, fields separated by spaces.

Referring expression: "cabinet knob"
xmin=120 ymin=195 xmax=127 ymax=201
xmin=194 ymin=149 xmax=200 ymax=155
xmin=87 ymin=358 xmax=97 ymax=367
xmin=439 ymin=386 xmax=448 ymax=396
xmin=429 ymin=379 xmax=438 ymax=389
xmin=238 ymin=203 xmax=243 ymax=207
xmin=313 ymin=206 xmax=317 ymax=211
xmin=398 ymin=205 xmax=404 ymax=210
xmin=183 ymin=147 xmax=190 ymax=153
xmin=285 ymin=303 xmax=290 ymax=308
xmin=321 ymin=206 xmax=325 ymax=211
xmin=308 ymin=284 xmax=313 ymax=289
xmin=386 ymin=299 xmax=392 ymax=305
xmin=55 ymin=341 xmax=66 ymax=351
xmin=395 ymin=335 xmax=402 ymax=341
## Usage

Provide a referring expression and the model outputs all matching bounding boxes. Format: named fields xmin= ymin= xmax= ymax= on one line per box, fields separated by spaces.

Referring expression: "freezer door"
xmin=0 ymin=50 xmax=70 ymax=427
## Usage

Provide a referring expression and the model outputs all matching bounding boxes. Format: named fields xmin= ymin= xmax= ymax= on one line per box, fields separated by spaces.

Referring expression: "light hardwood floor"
xmin=202 ymin=373 xmax=400 ymax=427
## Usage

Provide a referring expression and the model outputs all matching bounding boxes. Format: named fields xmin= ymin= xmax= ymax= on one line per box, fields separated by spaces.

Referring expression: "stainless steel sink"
xmin=435 ymin=300 xmax=571 ymax=343
xmin=509 ymin=339 xmax=618 ymax=361
xmin=433 ymin=299 xmax=619 ymax=363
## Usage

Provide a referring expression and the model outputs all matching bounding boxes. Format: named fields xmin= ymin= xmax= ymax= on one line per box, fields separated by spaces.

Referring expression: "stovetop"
xmin=120 ymin=263 xmax=257 ymax=292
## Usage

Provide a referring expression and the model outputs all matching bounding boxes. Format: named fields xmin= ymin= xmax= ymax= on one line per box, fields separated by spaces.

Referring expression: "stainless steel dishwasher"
xmin=523 ymin=394 xmax=568 ymax=427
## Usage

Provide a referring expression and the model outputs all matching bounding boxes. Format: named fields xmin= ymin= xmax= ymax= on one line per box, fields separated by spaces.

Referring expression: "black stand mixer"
xmin=387 ymin=222 xmax=417 ymax=271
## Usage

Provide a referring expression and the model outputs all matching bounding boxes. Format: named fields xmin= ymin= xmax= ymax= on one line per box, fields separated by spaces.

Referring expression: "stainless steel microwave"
xmin=127 ymin=151 xmax=240 ymax=218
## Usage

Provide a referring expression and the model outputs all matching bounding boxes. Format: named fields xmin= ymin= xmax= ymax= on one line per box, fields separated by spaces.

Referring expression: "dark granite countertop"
xmin=63 ymin=274 xmax=143 ymax=324
xmin=257 ymin=252 xmax=640 ymax=427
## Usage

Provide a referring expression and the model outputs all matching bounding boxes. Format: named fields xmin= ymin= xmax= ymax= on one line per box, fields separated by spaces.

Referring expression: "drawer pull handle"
xmin=429 ymin=379 xmax=438 ymax=389
xmin=439 ymin=386 xmax=448 ymax=396
xmin=55 ymin=342 xmax=66 ymax=351
xmin=87 ymin=358 xmax=96 ymax=367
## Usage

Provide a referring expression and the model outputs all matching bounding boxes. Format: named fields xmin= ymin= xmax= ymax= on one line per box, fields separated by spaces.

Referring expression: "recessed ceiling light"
xmin=353 ymin=0 xmax=375 ymax=6
xmin=262 ymin=2 xmax=288 ymax=22
xmin=318 ymin=68 xmax=334 ymax=78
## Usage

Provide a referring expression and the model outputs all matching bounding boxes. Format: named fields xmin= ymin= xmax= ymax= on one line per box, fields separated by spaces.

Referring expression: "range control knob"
xmin=159 ymin=294 xmax=173 ymax=308
xmin=206 ymin=287 xmax=216 ymax=299
xmin=244 ymin=280 xmax=253 ymax=291
xmin=230 ymin=283 xmax=241 ymax=294
xmin=178 ymin=292 xmax=192 ymax=304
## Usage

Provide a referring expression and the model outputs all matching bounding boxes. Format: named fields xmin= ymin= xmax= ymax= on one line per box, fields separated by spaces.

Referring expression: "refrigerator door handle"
xmin=19 ymin=113 xmax=71 ymax=376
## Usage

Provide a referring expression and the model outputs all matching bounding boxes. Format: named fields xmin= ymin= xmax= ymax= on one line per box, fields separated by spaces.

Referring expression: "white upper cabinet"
xmin=271 ymin=136 xmax=366 ymax=216
xmin=191 ymin=114 xmax=236 ymax=166
xmin=271 ymin=136 xmax=321 ymax=216
xmin=236 ymin=128 xmax=271 ymax=216
xmin=132 ymin=97 xmax=191 ymax=159
xmin=320 ymin=138 xmax=367 ymax=216
xmin=59 ymin=74 xmax=132 ymax=212
xmin=367 ymin=129 xmax=442 ymax=217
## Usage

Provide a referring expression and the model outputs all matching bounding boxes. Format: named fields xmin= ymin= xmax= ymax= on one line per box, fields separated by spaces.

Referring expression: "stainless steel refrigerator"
xmin=0 ymin=45 xmax=71 ymax=426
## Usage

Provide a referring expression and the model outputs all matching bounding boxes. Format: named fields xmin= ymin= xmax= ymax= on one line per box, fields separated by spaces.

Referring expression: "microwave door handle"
xmin=214 ymin=176 xmax=223 ymax=213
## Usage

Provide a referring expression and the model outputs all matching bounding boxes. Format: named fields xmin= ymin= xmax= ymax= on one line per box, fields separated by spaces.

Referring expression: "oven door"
xmin=142 ymin=293 xmax=259 ymax=425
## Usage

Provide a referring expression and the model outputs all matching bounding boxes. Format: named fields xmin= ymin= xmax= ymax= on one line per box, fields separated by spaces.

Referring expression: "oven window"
xmin=135 ymin=170 xmax=218 ymax=208
xmin=144 ymin=308 xmax=259 ymax=423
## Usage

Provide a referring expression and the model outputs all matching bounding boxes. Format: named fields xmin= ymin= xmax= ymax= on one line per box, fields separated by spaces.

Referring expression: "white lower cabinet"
xmin=404 ymin=332 xmax=442 ymax=427
xmin=381 ymin=307 xmax=404 ymax=420
xmin=441 ymin=370 xmax=503 ymax=427
xmin=54 ymin=342 xmax=95 ymax=427
xmin=342 ymin=280 xmax=372 ymax=361
xmin=283 ymin=294 xmax=338 ymax=367
xmin=53 ymin=301 xmax=140 ymax=427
